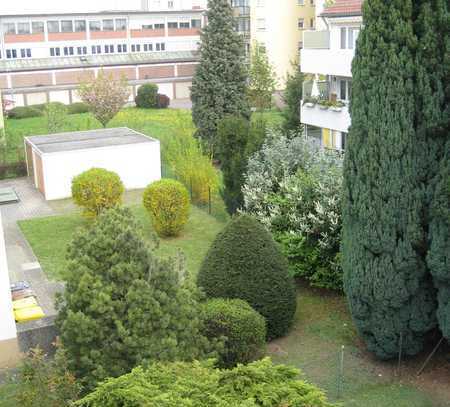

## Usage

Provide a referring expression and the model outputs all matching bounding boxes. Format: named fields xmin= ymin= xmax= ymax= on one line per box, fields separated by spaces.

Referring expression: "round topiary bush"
xmin=135 ymin=83 xmax=158 ymax=108
xmin=143 ymin=179 xmax=190 ymax=237
xmin=156 ymin=94 xmax=170 ymax=109
xmin=197 ymin=214 xmax=297 ymax=339
xmin=202 ymin=298 xmax=266 ymax=367
xmin=71 ymin=168 xmax=124 ymax=217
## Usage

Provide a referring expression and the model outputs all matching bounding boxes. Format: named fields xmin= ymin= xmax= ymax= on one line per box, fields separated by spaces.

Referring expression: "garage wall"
xmin=42 ymin=141 xmax=161 ymax=200
xmin=0 ymin=212 xmax=21 ymax=368
xmin=175 ymin=81 xmax=192 ymax=99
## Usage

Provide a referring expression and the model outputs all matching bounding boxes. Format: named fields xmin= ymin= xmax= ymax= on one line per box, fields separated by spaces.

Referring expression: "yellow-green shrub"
xmin=143 ymin=179 xmax=190 ymax=237
xmin=71 ymin=168 xmax=124 ymax=217
xmin=165 ymin=114 xmax=219 ymax=204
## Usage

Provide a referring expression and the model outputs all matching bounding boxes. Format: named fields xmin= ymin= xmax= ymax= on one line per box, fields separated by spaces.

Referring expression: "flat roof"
xmin=0 ymin=9 xmax=205 ymax=18
xmin=26 ymin=127 xmax=157 ymax=154
xmin=0 ymin=50 xmax=199 ymax=73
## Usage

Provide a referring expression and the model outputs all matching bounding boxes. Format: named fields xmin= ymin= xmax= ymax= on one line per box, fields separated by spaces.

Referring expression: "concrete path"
xmin=0 ymin=177 xmax=63 ymax=316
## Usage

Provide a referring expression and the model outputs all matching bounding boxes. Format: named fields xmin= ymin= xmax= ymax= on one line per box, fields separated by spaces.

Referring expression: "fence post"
xmin=337 ymin=345 xmax=345 ymax=399
xmin=397 ymin=331 xmax=403 ymax=377
xmin=208 ymin=186 xmax=212 ymax=215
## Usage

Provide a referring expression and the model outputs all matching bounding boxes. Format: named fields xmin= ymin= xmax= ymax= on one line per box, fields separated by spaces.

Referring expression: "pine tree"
xmin=191 ymin=0 xmax=250 ymax=152
xmin=56 ymin=207 xmax=214 ymax=389
xmin=248 ymin=42 xmax=277 ymax=111
xmin=342 ymin=0 xmax=437 ymax=360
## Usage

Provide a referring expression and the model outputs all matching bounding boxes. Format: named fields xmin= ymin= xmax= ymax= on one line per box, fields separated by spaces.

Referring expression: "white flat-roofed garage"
xmin=24 ymin=127 xmax=161 ymax=201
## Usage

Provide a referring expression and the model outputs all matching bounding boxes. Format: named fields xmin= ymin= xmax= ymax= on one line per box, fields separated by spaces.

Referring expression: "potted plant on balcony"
xmin=303 ymin=96 xmax=317 ymax=108
xmin=318 ymin=100 xmax=331 ymax=110
xmin=330 ymin=100 xmax=346 ymax=112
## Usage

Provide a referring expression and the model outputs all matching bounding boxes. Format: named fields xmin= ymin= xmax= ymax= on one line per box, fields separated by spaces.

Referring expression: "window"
xmin=180 ymin=22 xmax=190 ymax=28
xmin=161 ymin=43 xmax=165 ymax=51
xmin=298 ymin=0 xmax=304 ymax=5
xmin=104 ymin=44 xmax=114 ymax=53
xmin=168 ymin=0 xmax=174 ymax=7
xmin=116 ymin=18 xmax=127 ymax=31
xmin=297 ymin=18 xmax=304 ymax=29
xmin=64 ymin=46 xmax=74 ymax=56
xmin=310 ymin=18 xmax=314 ymax=28
xmin=168 ymin=22 xmax=178 ymax=29
xmin=257 ymin=18 xmax=266 ymax=30
xmin=32 ymin=21 xmax=44 ymax=33
xmin=102 ymin=19 xmax=114 ymax=31
xmin=132 ymin=44 xmax=141 ymax=52
xmin=50 ymin=47 xmax=60 ymax=56
xmin=17 ymin=22 xmax=31 ymax=34
xmin=156 ymin=42 xmax=165 ymax=51
xmin=6 ymin=49 xmax=17 ymax=59
xmin=340 ymin=80 xmax=346 ymax=100
xmin=91 ymin=45 xmax=101 ymax=54
xmin=156 ymin=43 xmax=161 ymax=51
xmin=154 ymin=23 xmax=165 ymax=29
xmin=4 ymin=23 xmax=16 ymax=34
xmin=144 ymin=43 xmax=153 ymax=51
xmin=77 ymin=46 xmax=87 ymax=55
xmin=142 ymin=24 xmax=153 ymax=29
xmin=61 ymin=20 xmax=73 ymax=32
xmin=348 ymin=28 xmax=360 ymax=49
xmin=191 ymin=19 xmax=201 ymax=28
xmin=75 ymin=20 xmax=86 ymax=32
xmin=47 ymin=20 xmax=60 ymax=33
xmin=117 ymin=44 xmax=127 ymax=52
xmin=341 ymin=132 xmax=347 ymax=151
xmin=89 ymin=21 xmax=101 ymax=31
xmin=20 ymin=48 xmax=31 ymax=58
xmin=340 ymin=27 xmax=347 ymax=49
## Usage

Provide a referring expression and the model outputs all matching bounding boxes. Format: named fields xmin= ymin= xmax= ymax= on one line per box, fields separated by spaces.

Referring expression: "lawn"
xmin=268 ymin=285 xmax=450 ymax=407
xmin=3 ymin=107 xmax=284 ymax=165
xmin=19 ymin=205 xmax=226 ymax=281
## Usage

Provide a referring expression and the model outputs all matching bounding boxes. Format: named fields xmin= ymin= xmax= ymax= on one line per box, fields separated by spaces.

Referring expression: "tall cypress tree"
xmin=191 ymin=0 xmax=250 ymax=152
xmin=422 ymin=0 xmax=450 ymax=339
xmin=342 ymin=0 xmax=437 ymax=359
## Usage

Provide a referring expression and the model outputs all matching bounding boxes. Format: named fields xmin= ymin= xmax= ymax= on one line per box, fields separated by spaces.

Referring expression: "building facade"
xmin=0 ymin=1 xmax=206 ymax=107
xmin=300 ymin=0 xmax=362 ymax=150
xmin=250 ymin=0 xmax=316 ymax=88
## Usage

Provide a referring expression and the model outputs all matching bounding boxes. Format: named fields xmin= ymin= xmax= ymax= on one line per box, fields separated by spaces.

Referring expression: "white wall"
xmin=301 ymin=48 xmax=354 ymax=77
xmin=0 ymin=212 xmax=17 ymax=343
xmin=41 ymin=141 xmax=161 ymax=200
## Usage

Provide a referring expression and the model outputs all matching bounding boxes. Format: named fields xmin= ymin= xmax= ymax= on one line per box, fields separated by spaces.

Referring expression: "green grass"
xmin=268 ymin=285 xmax=448 ymax=406
xmin=3 ymin=107 xmax=285 ymax=164
xmin=19 ymin=205 xmax=226 ymax=281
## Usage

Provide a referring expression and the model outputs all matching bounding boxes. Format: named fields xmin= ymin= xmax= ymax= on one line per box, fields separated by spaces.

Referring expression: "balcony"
xmin=301 ymin=81 xmax=351 ymax=133
xmin=300 ymin=30 xmax=354 ymax=77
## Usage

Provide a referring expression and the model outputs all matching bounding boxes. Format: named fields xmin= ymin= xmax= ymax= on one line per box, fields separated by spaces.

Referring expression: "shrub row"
xmin=8 ymin=102 xmax=89 ymax=119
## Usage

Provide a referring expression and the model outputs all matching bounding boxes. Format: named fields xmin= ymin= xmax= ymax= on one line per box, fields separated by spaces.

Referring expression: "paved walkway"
xmin=0 ymin=177 xmax=63 ymax=316
xmin=169 ymin=98 xmax=192 ymax=110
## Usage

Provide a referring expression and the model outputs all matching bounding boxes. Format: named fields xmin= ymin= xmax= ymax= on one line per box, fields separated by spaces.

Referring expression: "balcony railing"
xmin=303 ymin=30 xmax=330 ymax=49
xmin=233 ymin=6 xmax=250 ymax=17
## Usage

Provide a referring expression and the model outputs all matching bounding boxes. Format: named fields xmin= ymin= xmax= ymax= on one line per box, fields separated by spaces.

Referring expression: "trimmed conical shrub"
xmin=197 ymin=214 xmax=297 ymax=339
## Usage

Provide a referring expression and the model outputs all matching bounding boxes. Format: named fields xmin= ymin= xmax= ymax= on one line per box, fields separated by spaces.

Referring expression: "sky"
xmin=1 ymin=0 xmax=143 ymax=14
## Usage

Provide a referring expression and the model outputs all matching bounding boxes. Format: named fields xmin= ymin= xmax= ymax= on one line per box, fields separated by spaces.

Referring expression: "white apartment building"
xmin=0 ymin=1 xmax=206 ymax=107
xmin=300 ymin=0 xmax=362 ymax=150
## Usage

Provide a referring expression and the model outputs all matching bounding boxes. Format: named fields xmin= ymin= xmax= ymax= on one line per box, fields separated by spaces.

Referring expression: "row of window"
xmin=48 ymin=42 xmax=166 ymax=57
xmin=3 ymin=18 xmax=202 ymax=35
xmin=5 ymin=48 xmax=32 ymax=59
xmin=340 ymin=27 xmax=360 ymax=50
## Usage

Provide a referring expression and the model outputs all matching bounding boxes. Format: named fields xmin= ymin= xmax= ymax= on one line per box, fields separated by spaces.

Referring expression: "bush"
xmin=16 ymin=347 xmax=81 ymax=407
xmin=67 ymin=102 xmax=89 ymax=114
xmin=77 ymin=358 xmax=336 ymax=407
xmin=243 ymin=132 xmax=344 ymax=290
xmin=156 ymin=93 xmax=170 ymax=108
xmin=8 ymin=106 xmax=43 ymax=119
xmin=202 ymin=298 xmax=266 ymax=367
xmin=45 ymin=102 xmax=68 ymax=134
xmin=197 ymin=214 xmax=297 ymax=339
xmin=135 ymin=83 xmax=158 ymax=108
xmin=165 ymin=115 xmax=219 ymax=205
xmin=71 ymin=168 xmax=124 ymax=217
xmin=143 ymin=179 xmax=190 ymax=237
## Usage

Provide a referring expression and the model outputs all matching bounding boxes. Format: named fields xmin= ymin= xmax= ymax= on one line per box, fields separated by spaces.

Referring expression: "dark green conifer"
xmin=342 ymin=0 xmax=437 ymax=359
xmin=191 ymin=0 xmax=250 ymax=152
